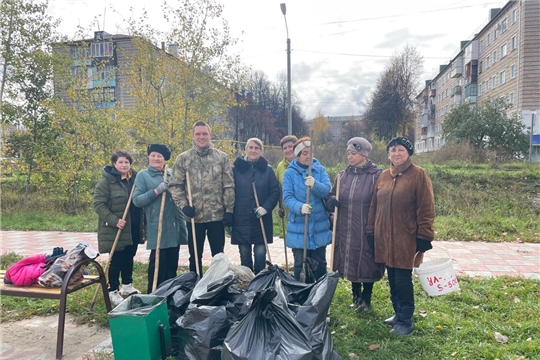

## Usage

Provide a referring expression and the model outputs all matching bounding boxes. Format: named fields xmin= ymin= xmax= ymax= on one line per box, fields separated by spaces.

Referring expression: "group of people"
xmin=92 ymin=120 xmax=435 ymax=336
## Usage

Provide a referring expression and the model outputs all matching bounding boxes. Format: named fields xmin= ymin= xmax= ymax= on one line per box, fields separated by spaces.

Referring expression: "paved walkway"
xmin=1 ymin=230 xmax=539 ymax=279
xmin=1 ymin=230 xmax=539 ymax=359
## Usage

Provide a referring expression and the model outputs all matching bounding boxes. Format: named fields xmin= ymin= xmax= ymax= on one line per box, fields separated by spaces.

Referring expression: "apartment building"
xmin=415 ymin=0 xmax=540 ymax=161
xmin=304 ymin=115 xmax=364 ymax=143
xmin=54 ymin=31 xmax=166 ymax=110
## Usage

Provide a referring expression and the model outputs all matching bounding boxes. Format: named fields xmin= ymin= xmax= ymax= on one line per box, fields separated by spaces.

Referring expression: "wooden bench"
xmin=0 ymin=258 xmax=112 ymax=359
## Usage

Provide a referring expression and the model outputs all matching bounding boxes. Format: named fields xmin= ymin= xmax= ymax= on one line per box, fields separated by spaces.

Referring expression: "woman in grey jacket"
xmin=133 ymin=144 xmax=188 ymax=293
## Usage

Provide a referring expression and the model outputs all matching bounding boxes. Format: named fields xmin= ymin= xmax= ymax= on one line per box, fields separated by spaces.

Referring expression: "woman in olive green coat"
xmin=93 ymin=149 xmax=143 ymax=305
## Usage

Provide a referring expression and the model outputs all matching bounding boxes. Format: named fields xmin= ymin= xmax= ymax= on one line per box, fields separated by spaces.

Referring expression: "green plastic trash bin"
xmin=108 ymin=294 xmax=170 ymax=360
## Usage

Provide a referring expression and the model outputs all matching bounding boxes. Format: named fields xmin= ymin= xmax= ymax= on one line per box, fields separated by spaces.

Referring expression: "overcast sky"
xmin=48 ymin=0 xmax=506 ymax=119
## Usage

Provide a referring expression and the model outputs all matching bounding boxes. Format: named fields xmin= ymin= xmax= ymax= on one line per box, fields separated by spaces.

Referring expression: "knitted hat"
xmin=386 ymin=137 xmax=414 ymax=156
xmin=347 ymin=137 xmax=372 ymax=157
xmin=294 ymin=137 xmax=311 ymax=157
xmin=147 ymin=143 xmax=171 ymax=161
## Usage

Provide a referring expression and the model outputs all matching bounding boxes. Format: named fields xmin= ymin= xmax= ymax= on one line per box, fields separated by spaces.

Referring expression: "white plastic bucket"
xmin=414 ymin=250 xmax=460 ymax=296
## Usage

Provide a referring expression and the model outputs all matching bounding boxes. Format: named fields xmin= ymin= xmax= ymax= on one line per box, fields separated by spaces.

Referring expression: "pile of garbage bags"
xmin=151 ymin=253 xmax=343 ymax=360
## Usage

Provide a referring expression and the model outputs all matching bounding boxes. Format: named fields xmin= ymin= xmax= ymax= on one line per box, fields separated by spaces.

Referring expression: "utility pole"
xmin=280 ymin=3 xmax=292 ymax=135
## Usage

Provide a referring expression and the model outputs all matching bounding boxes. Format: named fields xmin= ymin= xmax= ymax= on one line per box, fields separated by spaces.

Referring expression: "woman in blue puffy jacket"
xmin=282 ymin=137 xmax=332 ymax=281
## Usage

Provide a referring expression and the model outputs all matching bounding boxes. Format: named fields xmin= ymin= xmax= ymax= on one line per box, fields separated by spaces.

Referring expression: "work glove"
xmin=226 ymin=226 xmax=233 ymax=237
xmin=327 ymin=197 xmax=340 ymax=209
xmin=416 ymin=238 xmax=433 ymax=253
xmin=366 ymin=235 xmax=374 ymax=250
xmin=223 ymin=212 xmax=234 ymax=226
xmin=182 ymin=205 xmax=196 ymax=218
xmin=254 ymin=207 xmax=267 ymax=218
xmin=304 ymin=175 xmax=315 ymax=188
xmin=278 ymin=207 xmax=285 ymax=219
xmin=154 ymin=182 xmax=168 ymax=196
xmin=301 ymin=204 xmax=312 ymax=215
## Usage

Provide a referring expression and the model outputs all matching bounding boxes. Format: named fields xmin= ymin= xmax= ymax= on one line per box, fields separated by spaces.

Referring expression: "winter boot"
xmin=390 ymin=304 xmax=415 ymax=336
xmin=351 ymin=282 xmax=362 ymax=306
xmin=120 ymin=283 xmax=141 ymax=296
xmin=383 ymin=295 xmax=399 ymax=326
xmin=109 ymin=290 xmax=124 ymax=306
xmin=356 ymin=284 xmax=373 ymax=312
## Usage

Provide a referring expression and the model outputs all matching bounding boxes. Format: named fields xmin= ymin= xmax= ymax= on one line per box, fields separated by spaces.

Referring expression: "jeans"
xmin=238 ymin=244 xmax=266 ymax=274
xmin=187 ymin=221 xmax=225 ymax=277
xmin=108 ymin=242 xmax=138 ymax=291
xmin=386 ymin=267 xmax=414 ymax=307
xmin=292 ymin=246 xmax=327 ymax=282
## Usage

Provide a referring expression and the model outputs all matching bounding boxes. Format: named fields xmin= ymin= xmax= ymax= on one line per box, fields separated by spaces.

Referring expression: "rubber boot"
xmin=351 ymin=282 xmax=362 ymax=306
xmin=361 ymin=283 xmax=373 ymax=311
xmin=390 ymin=304 xmax=415 ymax=336
xmin=383 ymin=296 xmax=399 ymax=326
xmin=356 ymin=284 xmax=373 ymax=311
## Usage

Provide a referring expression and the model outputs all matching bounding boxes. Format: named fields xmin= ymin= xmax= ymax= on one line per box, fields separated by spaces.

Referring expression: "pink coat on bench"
xmin=5 ymin=254 xmax=47 ymax=286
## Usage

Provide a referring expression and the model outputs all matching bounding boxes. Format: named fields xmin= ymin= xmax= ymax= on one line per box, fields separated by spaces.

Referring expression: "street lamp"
xmin=280 ymin=3 xmax=292 ymax=135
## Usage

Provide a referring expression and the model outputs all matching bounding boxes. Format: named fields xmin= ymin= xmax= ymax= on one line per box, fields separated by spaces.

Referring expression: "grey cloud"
xmin=375 ymin=28 xmax=446 ymax=49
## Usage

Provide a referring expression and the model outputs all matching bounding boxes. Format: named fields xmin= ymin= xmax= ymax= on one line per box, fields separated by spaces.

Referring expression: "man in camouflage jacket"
xmin=169 ymin=121 xmax=235 ymax=275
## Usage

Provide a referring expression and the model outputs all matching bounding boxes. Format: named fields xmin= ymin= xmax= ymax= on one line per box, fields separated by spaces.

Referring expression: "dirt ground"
xmin=0 ymin=314 xmax=112 ymax=360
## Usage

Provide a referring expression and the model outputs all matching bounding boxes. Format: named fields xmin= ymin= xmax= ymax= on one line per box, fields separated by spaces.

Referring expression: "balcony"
xmin=422 ymin=114 xmax=429 ymax=127
xmin=464 ymin=83 xmax=477 ymax=103
xmin=429 ymin=89 xmax=436 ymax=97
xmin=453 ymin=86 xmax=462 ymax=96
xmin=451 ymin=57 xmax=463 ymax=78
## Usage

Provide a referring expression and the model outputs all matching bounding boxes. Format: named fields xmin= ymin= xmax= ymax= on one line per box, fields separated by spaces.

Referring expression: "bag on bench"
xmin=38 ymin=242 xmax=99 ymax=288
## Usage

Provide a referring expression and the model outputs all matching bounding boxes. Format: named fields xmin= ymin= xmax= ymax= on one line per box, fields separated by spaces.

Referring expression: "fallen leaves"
xmin=494 ymin=332 xmax=508 ymax=344
xmin=368 ymin=344 xmax=380 ymax=351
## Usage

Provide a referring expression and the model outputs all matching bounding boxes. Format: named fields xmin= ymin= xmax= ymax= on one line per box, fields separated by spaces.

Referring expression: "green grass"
xmin=1 ymin=253 xmax=539 ymax=359
xmin=1 ymin=211 xmax=98 ymax=232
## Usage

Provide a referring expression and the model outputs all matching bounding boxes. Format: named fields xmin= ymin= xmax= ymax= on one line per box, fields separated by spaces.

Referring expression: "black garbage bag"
xmin=222 ymin=288 xmax=314 ymax=360
xmin=176 ymin=273 xmax=245 ymax=360
xmin=246 ymin=263 xmax=310 ymax=298
xmin=291 ymin=272 xmax=342 ymax=360
xmin=151 ymin=272 xmax=199 ymax=325
xmin=176 ymin=304 xmax=230 ymax=360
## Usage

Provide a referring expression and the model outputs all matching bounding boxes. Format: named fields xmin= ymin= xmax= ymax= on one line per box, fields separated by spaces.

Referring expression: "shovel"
xmin=299 ymin=138 xmax=317 ymax=283
xmin=329 ymin=172 xmax=341 ymax=271
xmin=152 ymin=165 xmax=168 ymax=292
xmin=252 ymin=182 xmax=272 ymax=265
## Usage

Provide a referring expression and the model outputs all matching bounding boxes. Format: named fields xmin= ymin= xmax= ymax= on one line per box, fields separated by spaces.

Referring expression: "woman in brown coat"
xmin=366 ymin=136 xmax=435 ymax=336
xmin=325 ymin=137 xmax=385 ymax=311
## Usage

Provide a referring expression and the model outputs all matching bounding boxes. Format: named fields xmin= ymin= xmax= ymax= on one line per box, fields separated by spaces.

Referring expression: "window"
xmin=499 ymin=71 xmax=506 ymax=85
xmin=512 ymin=8 xmax=517 ymax=24
xmin=480 ymin=40 xmax=484 ymax=51
xmin=90 ymin=87 xmax=115 ymax=103
xmin=492 ymin=76 xmax=496 ymax=88
xmin=487 ymin=33 xmax=491 ymax=45
xmin=501 ymin=18 xmax=507 ymax=33
xmin=70 ymin=45 xmax=88 ymax=59
xmin=494 ymin=28 xmax=498 ymax=40
xmin=96 ymin=64 xmax=115 ymax=81
xmin=90 ymin=42 xmax=113 ymax=57
xmin=486 ymin=56 xmax=490 ymax=68
xmin=487 ymin=81 xmax=490 ymax=91
xmin=510 ymin=64 xmax=516 ymax=78
xmin=509 ymin=92 xmax=514 ymax=105
xmin=501 ymin=44 xmax=507 ymax=58
xmin=478 ymin=83 xmax=482 ymax=96
xmin=493 ymin=50 xmax=497 ymax=63
xmin=511 ymin=35 xmax=516 ymax=50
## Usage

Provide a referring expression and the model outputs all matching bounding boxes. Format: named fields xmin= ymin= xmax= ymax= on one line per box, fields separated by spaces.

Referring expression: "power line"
xmin=295 ymin=50 xmax=450 ymax=60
